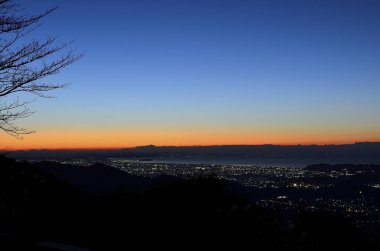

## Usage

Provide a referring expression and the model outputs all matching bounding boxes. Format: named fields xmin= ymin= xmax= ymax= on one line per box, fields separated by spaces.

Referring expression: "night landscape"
xmin=1 ymin=0 xmax=380 ymax=250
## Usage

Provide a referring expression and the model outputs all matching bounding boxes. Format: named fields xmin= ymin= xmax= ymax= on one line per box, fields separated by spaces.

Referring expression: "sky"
xmin=1 ymin=0 xmax=380 ymax=149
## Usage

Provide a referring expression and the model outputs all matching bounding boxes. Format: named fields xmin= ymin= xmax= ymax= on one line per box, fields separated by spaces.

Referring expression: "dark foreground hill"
xmin=0 ymin=155 xmax=379 ymax=250
xmin=34 ymin=161 xmax=153 ymax=194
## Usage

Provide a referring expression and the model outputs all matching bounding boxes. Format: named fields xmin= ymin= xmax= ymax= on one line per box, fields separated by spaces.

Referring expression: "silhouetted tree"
xmin=0 ymin=0 xmax=81 ymax=138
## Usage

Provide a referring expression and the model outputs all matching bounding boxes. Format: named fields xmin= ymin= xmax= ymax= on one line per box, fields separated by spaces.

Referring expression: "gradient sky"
xmin=1 ymin=0 xmax=380 ymax=149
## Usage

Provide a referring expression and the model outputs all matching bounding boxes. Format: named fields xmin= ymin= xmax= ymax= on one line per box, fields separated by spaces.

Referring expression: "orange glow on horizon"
xmin=1 ymin=128 xmax=379 ymax=150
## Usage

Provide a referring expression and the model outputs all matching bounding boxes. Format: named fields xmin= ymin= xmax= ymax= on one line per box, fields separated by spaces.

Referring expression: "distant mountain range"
xmin=4 ymin=142 xmax=380 ymax=160
xmin=126 ymin=142 xmax=380 ymax=157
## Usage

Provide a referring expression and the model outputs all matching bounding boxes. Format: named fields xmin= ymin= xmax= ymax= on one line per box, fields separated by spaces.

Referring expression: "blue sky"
xmin=3 ymin=0 xmax=380 ymax=148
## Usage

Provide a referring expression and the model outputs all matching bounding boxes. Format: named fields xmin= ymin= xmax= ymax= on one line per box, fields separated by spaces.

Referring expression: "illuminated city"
xmin=36 ymin=157 xmax=380 ymax=228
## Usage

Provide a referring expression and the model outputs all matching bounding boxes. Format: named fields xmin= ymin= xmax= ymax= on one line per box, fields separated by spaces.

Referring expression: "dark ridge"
xmin=126 ymin=142 xmax=380 ymax=157
xmin=4 ymin=142 xmax=380 ymax=160
xmin=33 ymin=161 xmax=152 ymax=195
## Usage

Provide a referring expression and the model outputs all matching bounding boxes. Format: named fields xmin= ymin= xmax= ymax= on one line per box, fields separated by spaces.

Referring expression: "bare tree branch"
xmin=0 ymin=0 xmax=81 ymax=138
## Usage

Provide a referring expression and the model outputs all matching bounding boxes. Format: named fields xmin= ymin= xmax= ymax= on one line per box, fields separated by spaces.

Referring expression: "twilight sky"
xmin=1 ymin=0 xmax=380 ymax=149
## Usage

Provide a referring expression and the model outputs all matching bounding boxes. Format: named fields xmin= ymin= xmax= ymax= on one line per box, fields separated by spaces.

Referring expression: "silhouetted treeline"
xmin=0 ymin=155 xmax=379 ymax=250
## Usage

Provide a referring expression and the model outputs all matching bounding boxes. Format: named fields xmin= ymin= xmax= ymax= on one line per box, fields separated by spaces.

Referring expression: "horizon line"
xmin=2 ymin=141 xmax=379 ymax=151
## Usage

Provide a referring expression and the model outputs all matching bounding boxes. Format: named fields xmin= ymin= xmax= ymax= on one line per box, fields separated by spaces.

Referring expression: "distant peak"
xmin=135 ymin=145 xmax=157 ymax=149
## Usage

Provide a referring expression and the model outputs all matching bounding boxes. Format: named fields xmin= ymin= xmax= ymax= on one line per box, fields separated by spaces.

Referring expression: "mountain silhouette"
xmin=34 ymin=161 xmax=151 ymax=194
xmin=5 ymin=142 xmax=380 ymax=161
